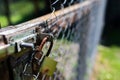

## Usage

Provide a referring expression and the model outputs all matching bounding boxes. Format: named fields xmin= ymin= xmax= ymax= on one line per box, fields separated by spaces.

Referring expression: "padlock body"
xmin=40 ymin=57 xmax=57 ymax=76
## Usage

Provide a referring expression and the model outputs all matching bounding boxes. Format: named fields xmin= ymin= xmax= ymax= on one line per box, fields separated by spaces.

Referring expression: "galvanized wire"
xmin=0 ymin=0 xmax=105 ymax=80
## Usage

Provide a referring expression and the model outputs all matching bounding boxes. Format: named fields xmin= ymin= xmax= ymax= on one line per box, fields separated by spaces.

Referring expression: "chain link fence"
xmin=0 ymin=0 xmax=107 ymax=80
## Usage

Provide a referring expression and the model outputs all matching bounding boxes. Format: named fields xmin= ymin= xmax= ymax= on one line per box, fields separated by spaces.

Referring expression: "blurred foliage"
xmin=0 ymin=0 xmax=45 ymax=27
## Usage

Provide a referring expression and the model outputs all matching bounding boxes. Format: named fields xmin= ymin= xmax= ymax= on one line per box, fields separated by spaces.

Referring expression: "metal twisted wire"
xmin=38 ymin=0 xmax=82 ymax=80
xmin=21 ymin=0 xmax=84 ymax=80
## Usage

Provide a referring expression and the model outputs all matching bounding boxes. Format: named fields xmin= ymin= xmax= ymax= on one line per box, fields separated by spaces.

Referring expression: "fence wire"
xmin=0 ymin=0 xmax=106 ymax=80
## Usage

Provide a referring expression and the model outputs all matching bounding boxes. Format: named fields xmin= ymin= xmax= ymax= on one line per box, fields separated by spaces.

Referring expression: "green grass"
xmin=97 ymin=46 xmax=120 ymax=80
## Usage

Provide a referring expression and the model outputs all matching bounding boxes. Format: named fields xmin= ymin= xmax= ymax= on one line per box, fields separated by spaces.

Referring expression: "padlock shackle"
xmin=37 ymin=35 xmax=53 ymax=56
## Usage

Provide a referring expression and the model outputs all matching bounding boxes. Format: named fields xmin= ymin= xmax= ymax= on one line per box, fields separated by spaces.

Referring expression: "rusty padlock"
xmin=32 ymin=33 xmax=57 ymax=79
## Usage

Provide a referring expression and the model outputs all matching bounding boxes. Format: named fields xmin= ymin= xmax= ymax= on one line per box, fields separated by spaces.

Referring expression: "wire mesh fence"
xmin=0 ymin=0 xmax=106 ymax=80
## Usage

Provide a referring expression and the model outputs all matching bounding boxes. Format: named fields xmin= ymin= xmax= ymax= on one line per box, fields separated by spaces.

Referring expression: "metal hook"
xmin=61 ymin=0 xmax=67 ymax=8
xmin=44 ymin=1 xmax=58 ymax=31
xmin=45 ymin=0 xmax=68 ymax=32
xmin=51 ymin=0 xmax=59 ymax=6
xmin=47 ymin=0 xmax=59 ymax=23
xmin=51 ymin=7 xmax=57 ymax=20
xmin=46 ymin=0 xmax=67 ymax=30
xmin=68 ymin=0 xmax=74 ymax=6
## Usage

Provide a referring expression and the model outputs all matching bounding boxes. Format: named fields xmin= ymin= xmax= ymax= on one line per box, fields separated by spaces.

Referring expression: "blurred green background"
xmin=92 ymin=46 xmax=120 ymax=80
xmin=0 ymin=0 xmax=49 ymax=27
